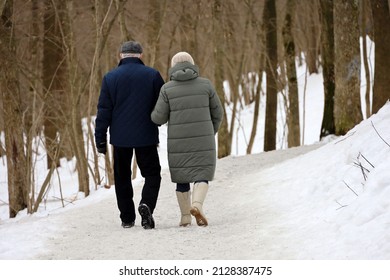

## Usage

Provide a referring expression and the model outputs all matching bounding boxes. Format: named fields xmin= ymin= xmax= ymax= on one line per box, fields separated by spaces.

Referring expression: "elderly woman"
xmin=151 ymin=52 xmax=223 ymax=227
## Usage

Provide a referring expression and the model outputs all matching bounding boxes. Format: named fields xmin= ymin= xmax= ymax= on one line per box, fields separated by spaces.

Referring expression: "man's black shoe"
xmin=138 ymin=204 xmax=155 ymax=229
xmin=121 ymin=221 xmax=135 ymax=228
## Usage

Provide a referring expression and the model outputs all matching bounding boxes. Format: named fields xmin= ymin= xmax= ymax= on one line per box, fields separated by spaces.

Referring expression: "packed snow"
xmin=0 ymin=40 xmax=389 ymax=277
xmin=1 ymin=101 xmax=389 ymax=260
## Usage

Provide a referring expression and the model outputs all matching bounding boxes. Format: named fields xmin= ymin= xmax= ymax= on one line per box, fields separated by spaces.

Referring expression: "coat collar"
xmin=118 ymin=57 xmax=145 ymax=66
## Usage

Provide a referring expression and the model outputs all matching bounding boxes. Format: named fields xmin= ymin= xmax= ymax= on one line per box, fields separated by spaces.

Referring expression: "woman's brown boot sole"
xmin=190 ymin=207 xmax=208 ymax=226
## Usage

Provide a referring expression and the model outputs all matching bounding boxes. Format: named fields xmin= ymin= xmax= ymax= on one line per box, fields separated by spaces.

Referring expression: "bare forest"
xmin=1 ymin=0 xmax=389 ymax=218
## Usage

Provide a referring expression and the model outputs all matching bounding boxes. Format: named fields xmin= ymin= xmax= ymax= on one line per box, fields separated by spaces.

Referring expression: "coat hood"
xmin=169 ymin=62 xmax=199 ymax=81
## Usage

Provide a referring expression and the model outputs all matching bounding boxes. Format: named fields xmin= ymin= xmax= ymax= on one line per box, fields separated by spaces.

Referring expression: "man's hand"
xmin=97 ymin=142 xmax=107 ymax=155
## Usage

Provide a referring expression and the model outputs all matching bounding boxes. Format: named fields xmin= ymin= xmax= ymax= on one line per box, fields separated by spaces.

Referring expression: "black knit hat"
xmin=120 ymin=41 xmax=143 ymax=54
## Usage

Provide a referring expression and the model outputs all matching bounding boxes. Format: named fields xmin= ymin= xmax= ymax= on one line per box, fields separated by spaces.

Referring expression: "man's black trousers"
xmin=113 ymin=145 xmax=161 ymax=224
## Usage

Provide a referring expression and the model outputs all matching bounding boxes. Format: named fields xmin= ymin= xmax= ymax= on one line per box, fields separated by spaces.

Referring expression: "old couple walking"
xmin=95 ymin=40 xmax=223 ymax=229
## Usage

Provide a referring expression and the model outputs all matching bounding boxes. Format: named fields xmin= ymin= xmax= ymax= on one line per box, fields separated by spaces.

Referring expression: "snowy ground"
xmin=1 ymin=103 xmax=389 ymax=261
xmin=1 ymin=40 xmax=389 ymax=279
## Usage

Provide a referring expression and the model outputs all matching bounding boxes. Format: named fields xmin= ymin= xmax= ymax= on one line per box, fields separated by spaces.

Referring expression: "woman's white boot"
xmin=176 ymin=191 xmax=192 ymax=227
xmin=190 ymin=182 xmax=209 ymax=226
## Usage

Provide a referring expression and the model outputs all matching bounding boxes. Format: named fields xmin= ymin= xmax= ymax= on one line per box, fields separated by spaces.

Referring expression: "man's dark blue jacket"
xmin=95 ymin=58 xmax=164 ymax=147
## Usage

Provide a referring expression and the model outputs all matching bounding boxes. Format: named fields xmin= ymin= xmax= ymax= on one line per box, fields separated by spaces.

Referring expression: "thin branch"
xmin=33 ymin=135 xmax=64 ymax=213
xmin=50 ymin=196 xmax=75 ymax=204
xmin=371 ymin=121 xmax=390 ymax=148
xmin=334 ymin=131 xmax=356 ymax=144
xmin=353 ymin=161 xmax=368 ymax=181
xmin=55 ymin=165 xmax=65 ymax=208
xmin=343 ymin=180 xmax=359 ymax=197
xmin=335 ymin=200 xmax=348 ymax=210
xmin=359 ymin=152 xmax=375 ymax=168
xmin=353 ymin=161 xmax=370 ymax=173
xmin=0 ymin=198 xmax=8 ymax=205
xmin=302 ymin=64 xmax=308 ymax=144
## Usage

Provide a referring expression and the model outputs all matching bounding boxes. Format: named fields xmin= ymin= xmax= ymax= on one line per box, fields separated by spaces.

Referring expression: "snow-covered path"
xmin=34 ymin=144 xmax=322 ymax=260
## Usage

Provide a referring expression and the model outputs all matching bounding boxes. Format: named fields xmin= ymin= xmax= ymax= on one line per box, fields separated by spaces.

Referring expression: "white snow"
xmin=1 ymin=103 xmax=389 ymax=278
xmin=1 ymin=41 xmax=389 ymax=278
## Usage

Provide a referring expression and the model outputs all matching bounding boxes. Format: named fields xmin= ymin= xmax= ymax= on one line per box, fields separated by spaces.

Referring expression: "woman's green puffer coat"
xmin=151 ymin=62 xmax=223 ymax=183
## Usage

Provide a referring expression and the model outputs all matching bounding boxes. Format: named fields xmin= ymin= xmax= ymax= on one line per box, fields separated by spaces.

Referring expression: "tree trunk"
xmin=306 ymin=20 xmax=319 ymax=74
xmin=0 ymin=0 xmax=28 ymax=217
xmin=147 ymin=0 xmax=165 ymax=70
xmin=334 ymin=0 xmax=363 ymax=135
xmin=179 ymin=2 xmax=194 ymax=55
xmin=246 ymin=1 xmax=264 ymax=154
xmin=263 ymin=0 xmax=278 ymax=151
xmin=283 ymin=0 xmax=300 ymax=147
xmin=88 ymin=0 xmax=105 ymax=187
xmin=370 ymin=0 xmax=390 ymax=114
xmin=319 ymin=0 xmax=336 ymax=138
xmin=59 ymin=0 xmax=91 ymax=196
xmin=213 ymin=0 xmax=230 ymax=158
xmin=116 ymin=0 xmax=133 ymax=41
xmin=43 ymin=0 xmax=70 ymax=168
xmin=25 ymin=0 xmax=42 ymax=213
xmin=87 ymin=0 xmax=125 ymax=187
xmin=246 ymin=70 xmax=263 ymax=154
xmin=225 ymin=0 xmax=251 ymax=154
xmin=297 ymin=0 xmax=321 ymax=75
xmin=360 ymin=0 xmax=371 ymax=118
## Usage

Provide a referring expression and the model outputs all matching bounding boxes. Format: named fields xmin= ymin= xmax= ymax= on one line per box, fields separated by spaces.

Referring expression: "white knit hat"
xmin=171 ymin=52 xmax=195 ymax=67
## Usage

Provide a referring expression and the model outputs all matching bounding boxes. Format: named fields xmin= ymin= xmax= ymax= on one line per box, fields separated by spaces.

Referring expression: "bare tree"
xmin=224 ymin=0 xmax=252 ymax=154
xmin=246 ymin=70 xmax=264 ymax=154
xmin=59 ymin=0 xmax=90 ymax=196
xmin=147 ymin=0 xmax=166 ymax=70
xmin=294 ymin=1 xmax=321 ymax=75
xmin=263 ymin=0 xmax=278 ymax=151
xmin=246 ymin=0 xmax=265 ymax=154
xmin=24 ymin=0 xmax=43 ymax=213
xmin=360 ymin=0 xmax=372 ymax=118
xmin=116 ymin=0 xmax=133 ymax=42
xmin=319 ymin=0 xmax=336 ymax=138
xmin=42 ymin=0 xmax=69 ymax=168
xmin=306 ymin=2 xmax=321 ymax=74
xmin=0 ymin=0 xmax=28 ymax=217
xmin=87 ymin=0 xmax=126 ymax=187
xmin=177 ymin=1 xmax=202 ymax=62
xmin=213 ymin=0 xmax=230 ymax=158
xmin=283 ymin=0 xmax=300 ymax=147
xmin=370 ymin=0 xmax=390 ymax=114
xmin=334 ymin=0 xmax=363 ymax=135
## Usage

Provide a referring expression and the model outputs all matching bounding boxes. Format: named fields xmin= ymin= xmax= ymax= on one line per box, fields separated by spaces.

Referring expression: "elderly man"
xmin=95 ymin=41 xmax=164 ymax=229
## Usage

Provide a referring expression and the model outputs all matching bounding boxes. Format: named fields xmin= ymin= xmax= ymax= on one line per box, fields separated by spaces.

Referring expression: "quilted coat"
xmin=151 ymin=62 xmax=223 ymax=183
